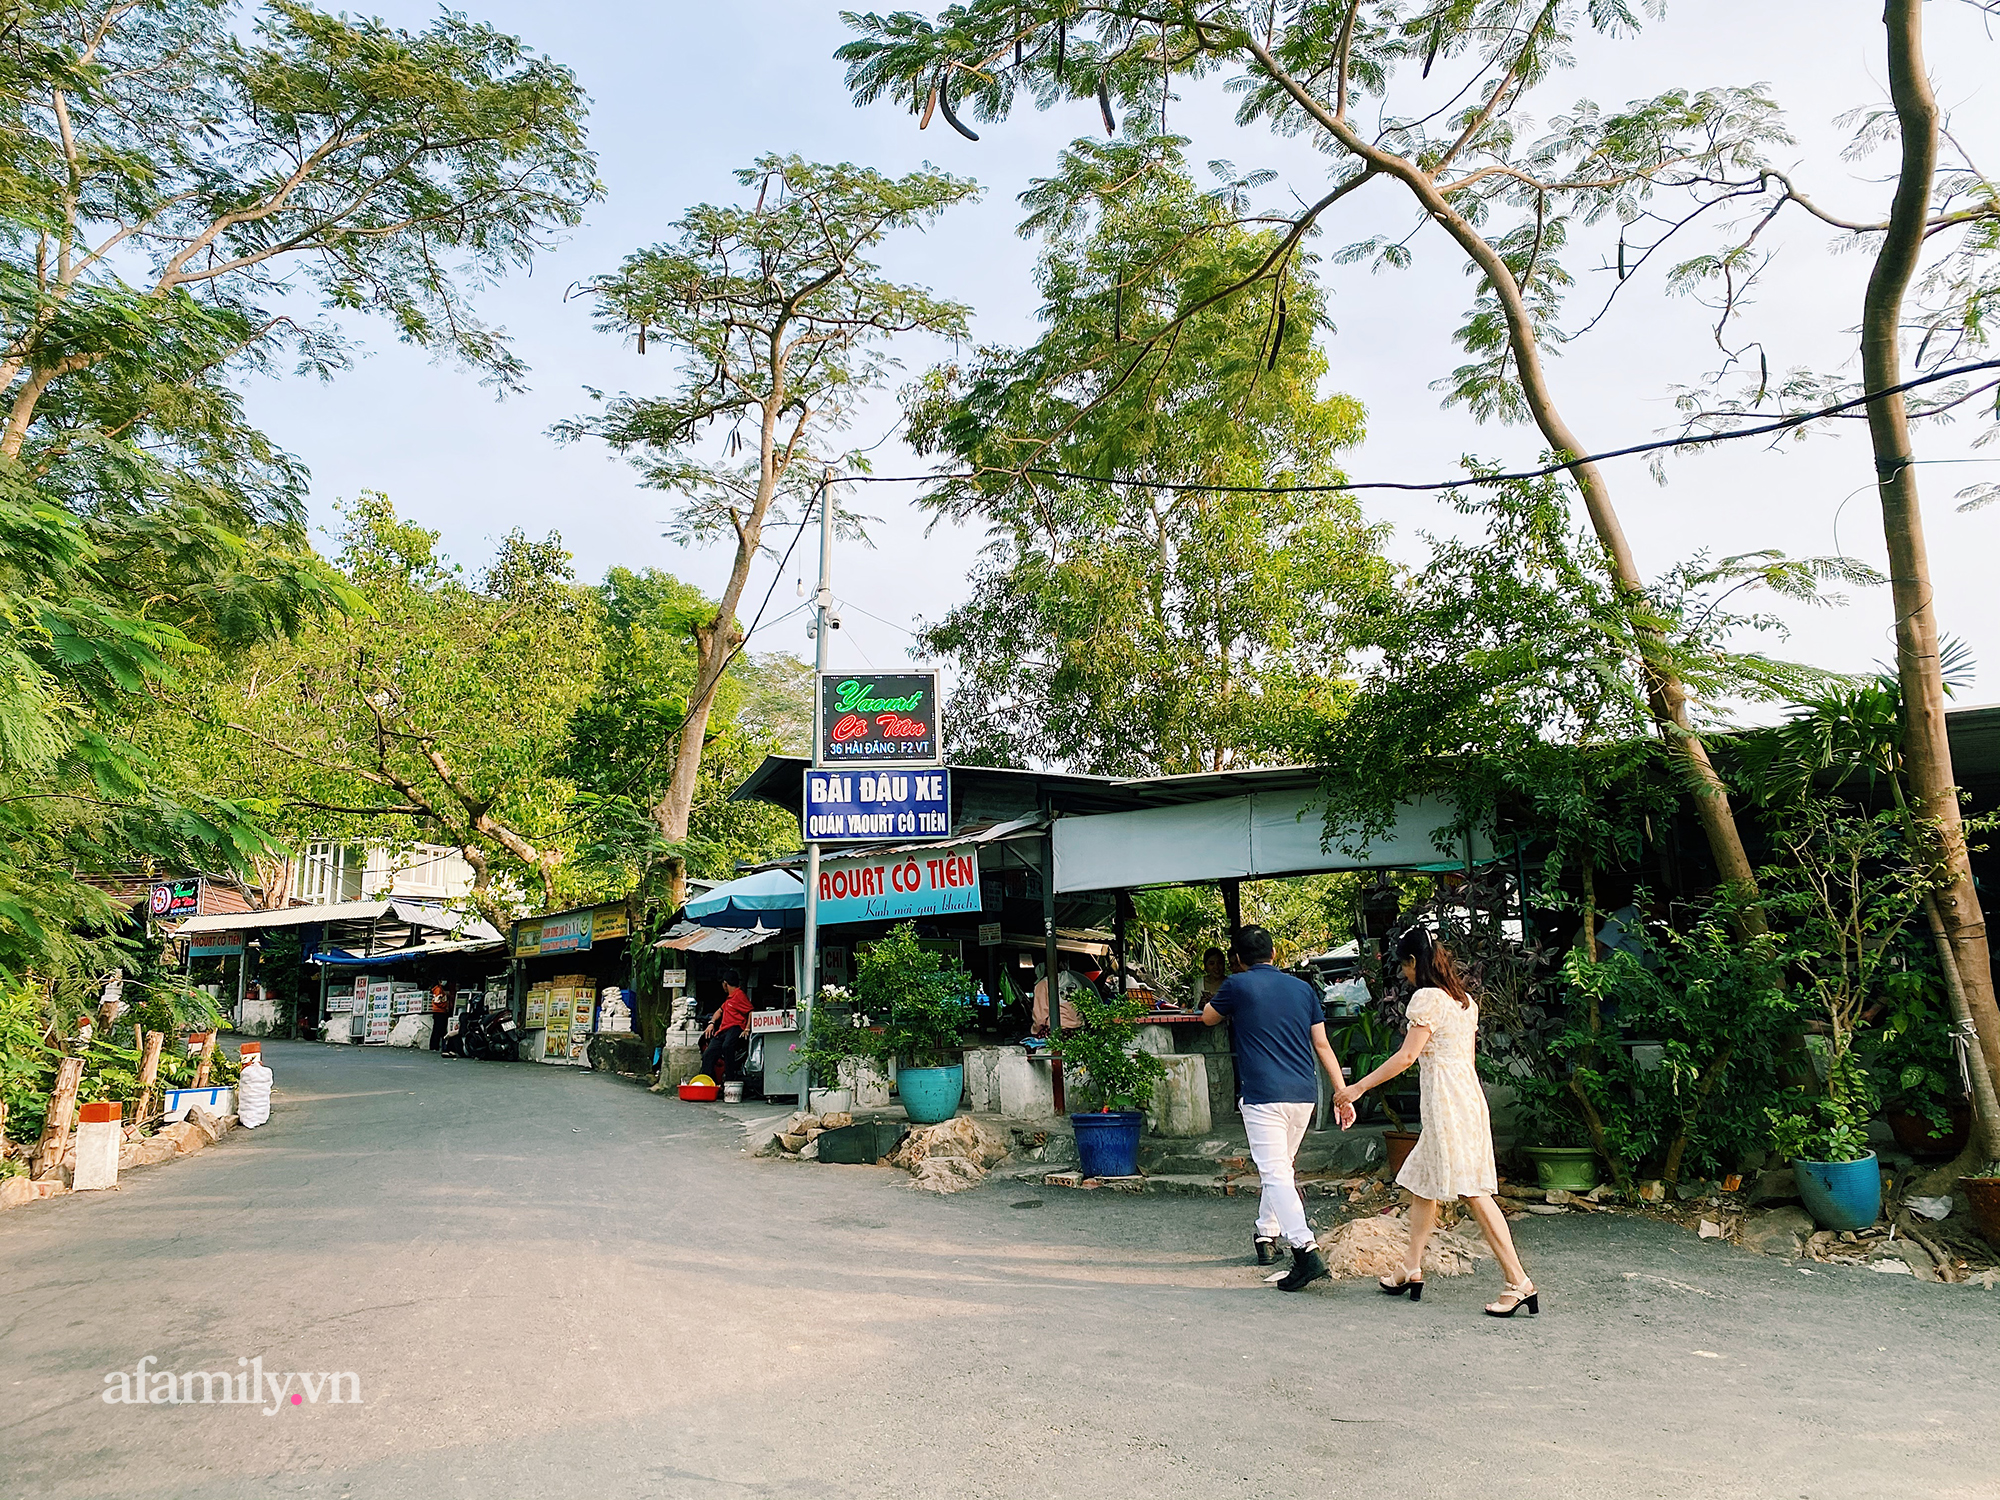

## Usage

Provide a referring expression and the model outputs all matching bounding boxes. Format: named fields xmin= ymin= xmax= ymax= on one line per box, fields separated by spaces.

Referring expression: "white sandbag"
xmin=237 ymin=1062 xmax=273 ymax=1128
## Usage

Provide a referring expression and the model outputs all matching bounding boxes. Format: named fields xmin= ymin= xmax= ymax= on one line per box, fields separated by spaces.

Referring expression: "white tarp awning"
xmin=172 ymin=901 xmax=500 ymax=940
xmin=1052 ymin=790 xmax=1491 ymax=893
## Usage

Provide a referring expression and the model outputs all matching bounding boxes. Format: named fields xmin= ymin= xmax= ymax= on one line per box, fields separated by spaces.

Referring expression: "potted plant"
xmin=1058 ymin=985 xmax=1167 ymax=1179
xmin=795 ymin=988 xmax=865 ymax=1114
xmin=1761 ymin=799 xmax=1926 ymax=1232
xmin=855 ymin=924 xmax=971 ymax=1125
xmin=1509 ymin=1073 xmax=1602 ymax=1192
xmin=1338 ymin=1009 xmax=1422 ymax=1172
xmin=1865 ymin=983 xmax=1971 ymax=1161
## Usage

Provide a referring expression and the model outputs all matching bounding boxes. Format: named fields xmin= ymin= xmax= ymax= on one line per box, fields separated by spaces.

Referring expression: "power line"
xmin=826 ymin=356 xmax=2000 ymax=497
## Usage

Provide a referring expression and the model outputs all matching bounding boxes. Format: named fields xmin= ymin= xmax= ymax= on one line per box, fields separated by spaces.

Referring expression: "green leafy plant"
xmin=1057 ymin=984 xmax=1166 ymax=1114
xmin=796 ymin=986 xmax=873 ymax=1088
xmin=1761 ymin=799 xmax=1932 ymax=1165
xmin=854 ymin=924 xmax=972 ymax=1070
xmin=1333 ymin=1009 xmax=1415 ymax=1130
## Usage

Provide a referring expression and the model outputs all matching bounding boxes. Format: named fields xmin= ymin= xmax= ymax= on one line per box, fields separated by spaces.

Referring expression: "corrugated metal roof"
xmin=653 ymin=923 xmax=780 ymax=954
xmin=172 ymin=901 xmax=499 ymax=940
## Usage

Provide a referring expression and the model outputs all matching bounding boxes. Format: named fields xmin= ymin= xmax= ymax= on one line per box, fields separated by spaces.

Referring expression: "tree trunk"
xmin=1867 ymin=0 xmax=2000 ymax=1103
xmin=1246 ymin=38 xmax=1767 ymax=932
xmin=649 ymin=380 xmax=786 ymax=911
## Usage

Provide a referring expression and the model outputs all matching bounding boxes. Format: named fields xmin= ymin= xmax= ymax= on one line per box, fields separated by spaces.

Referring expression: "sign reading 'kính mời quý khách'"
xmin=817 ymin=673 xmax=941 ymax=766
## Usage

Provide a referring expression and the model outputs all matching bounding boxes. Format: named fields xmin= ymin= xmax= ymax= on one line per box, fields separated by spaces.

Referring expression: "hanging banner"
xmin=804 ymin=768 xmax=950 ymax=843
xmin=815 ymin=846 xmax=982 ymax=925
xmin=189 ymin=933 xmax=243 ymax=958
xmin=817 ymin=672 xmax=942 ymax=766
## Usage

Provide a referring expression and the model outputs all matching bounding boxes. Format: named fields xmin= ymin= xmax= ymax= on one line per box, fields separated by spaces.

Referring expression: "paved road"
xmin=2 ymin=1041 xmax=1993 ymax=1499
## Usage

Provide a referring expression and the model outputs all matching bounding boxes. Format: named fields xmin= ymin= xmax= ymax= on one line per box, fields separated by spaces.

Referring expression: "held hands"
xmin=1333 ymin=1100 xmax=1357 ymax=1131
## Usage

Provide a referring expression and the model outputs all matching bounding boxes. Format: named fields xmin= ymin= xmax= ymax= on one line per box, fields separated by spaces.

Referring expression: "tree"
xmin=839 ymin=1 xmax=1793 ymax=924
xmin=559 ymin=566 xmax=808 ymax=894
xmin=0 ymin=0 xmax=596 ymax=985
xmin=905 ymin=145 xmax=1384 ymax=774
xmin=179 ymin=494 xmax=603 ymax=913
xmin=1664 ymin=1 xmax=2000 ymax=1105
xmin=561 ymin=154 xmax=978 ymax=907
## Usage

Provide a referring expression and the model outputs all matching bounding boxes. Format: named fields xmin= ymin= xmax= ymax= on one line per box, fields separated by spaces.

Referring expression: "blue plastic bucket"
xmin=897 ymin=1065 xmax=964 ymax=1124
xmin=1072 ymin=1110 xmax=1144 ymax=1179
xmin=1793 ymin=1151 xmax=1881 ymax=1232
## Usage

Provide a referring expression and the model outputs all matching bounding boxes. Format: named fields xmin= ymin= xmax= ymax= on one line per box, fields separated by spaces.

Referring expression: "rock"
xmin=818 ymin=1111 xmax=853 ymax=1131
xmin=908 ymin=1155 xmax=985 ymax=1194
xmin=788 ymin=1111 xmax=818 ymax=1135
xmin=1869 ymin=1258 xmax=1914 ymax=1276
xmin=0 ymin=1176 xmax=35 ymax=1210
xmin=752 ymin=1137 xmax=783 ymax=1158
xmin=1315 ymin=1215 xmax=1489 ymax=1279
xmin=1746 ymin=1167 xmax=1803 ymax=1207
xmin=1698 ymin=1219 xmax=1725 ymax=1239
xmin=803 ymin=1126 xmax=824 ymax=1142
xmin=798 ymin=1139 xmax=820 ymax=1162
xmin=1741 ymin=1205 xmax=1815 ymax=1257
xmin=1871 ymin=1242 xmax=1940 ymax=1282
xmin=1545 ymin=1188 xmax=1573 ymax=1207
xmin=1524 ymin=1204 xmax=1567 ymax=1215
xmin=1636 ymin=1179 xmax=1669 ymax=1203
xmin=778 ymin=1133 xmax=808 ymax=1154
xmin=186 ymin=1105 xmax=226 ymax=1144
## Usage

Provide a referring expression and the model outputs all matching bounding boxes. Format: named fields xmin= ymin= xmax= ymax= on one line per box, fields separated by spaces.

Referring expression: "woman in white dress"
xmin=1335 ymin=926 xmax=1539 ymax=1317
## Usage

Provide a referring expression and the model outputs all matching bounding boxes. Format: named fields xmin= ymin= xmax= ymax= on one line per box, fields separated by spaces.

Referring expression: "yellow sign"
xmin=514 ymin=923 xmax=542 ymax=958
xmin=591 ymin=904 xmax=629 ymax=943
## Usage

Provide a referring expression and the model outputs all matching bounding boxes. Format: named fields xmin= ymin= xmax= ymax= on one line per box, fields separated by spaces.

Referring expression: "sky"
xmin=245 ymin=1 xmax=2000 ymax=714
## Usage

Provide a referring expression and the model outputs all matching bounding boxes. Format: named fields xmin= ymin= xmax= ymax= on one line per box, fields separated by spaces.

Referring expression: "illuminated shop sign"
xmin=817 ymin=673 xmax=941 ymax=766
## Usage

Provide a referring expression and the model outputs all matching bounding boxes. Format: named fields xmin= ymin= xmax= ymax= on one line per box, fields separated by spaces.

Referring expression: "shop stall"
xmin=508 ymin=900 xmax=637 ymax=1065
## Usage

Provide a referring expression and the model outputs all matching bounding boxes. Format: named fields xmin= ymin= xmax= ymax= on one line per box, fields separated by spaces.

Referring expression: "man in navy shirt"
xmin=1204 ymin=926 xmax=1355 ymax=1291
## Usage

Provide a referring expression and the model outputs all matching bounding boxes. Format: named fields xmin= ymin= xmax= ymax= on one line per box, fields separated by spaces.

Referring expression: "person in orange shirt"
xmin=429 ymin=985 xmax=451 ymax=1051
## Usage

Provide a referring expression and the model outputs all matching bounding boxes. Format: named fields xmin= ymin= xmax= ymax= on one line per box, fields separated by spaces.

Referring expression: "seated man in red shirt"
xmin=699 ymin=970 xmax=753 ymax=1084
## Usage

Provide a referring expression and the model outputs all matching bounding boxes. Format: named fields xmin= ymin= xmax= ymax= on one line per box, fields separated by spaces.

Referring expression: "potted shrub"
xmin=1509 ymin=1073 xmax=1601 ymax=1193
xmin=1865 ymin=985 xmax=1971 ymax=1161
xmin=1058 ymin=985 xmax=1167 ymax=1179
xmin=795 ymin=989 xmax=866 ymax=1114
xmin=1761 ymin=799 xmax=1929 ymax=1232
xmin=855 ymin=924 xmax=971 ymax=1125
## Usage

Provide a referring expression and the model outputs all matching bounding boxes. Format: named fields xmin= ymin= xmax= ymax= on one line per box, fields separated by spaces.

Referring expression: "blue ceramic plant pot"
xmin=1072 ymin=1110 xmax=1144 ymax=1179
xmin=897 ymin=1064 xmax=964 ymax=1124
xmin=1793 ymin=1151 xmax=1881 ymax=1232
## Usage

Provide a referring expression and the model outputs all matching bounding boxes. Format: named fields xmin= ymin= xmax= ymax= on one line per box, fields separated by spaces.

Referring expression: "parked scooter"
xmin=440 ymin=996 xmax=520 ymax=1061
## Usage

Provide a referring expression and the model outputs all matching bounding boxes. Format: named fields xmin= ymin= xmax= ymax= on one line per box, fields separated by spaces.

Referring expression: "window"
xmin=301 ymin=843 xmax=363 ymax=904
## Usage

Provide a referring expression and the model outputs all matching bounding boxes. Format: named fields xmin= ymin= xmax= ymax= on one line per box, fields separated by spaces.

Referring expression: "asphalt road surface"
xmin=2 ymin=1040 xmax=1993 ymax=1500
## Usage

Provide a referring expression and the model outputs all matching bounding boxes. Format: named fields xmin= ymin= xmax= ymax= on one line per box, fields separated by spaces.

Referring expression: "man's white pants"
xmin=1241 ymin=1100 xmax=1316 ymax=1248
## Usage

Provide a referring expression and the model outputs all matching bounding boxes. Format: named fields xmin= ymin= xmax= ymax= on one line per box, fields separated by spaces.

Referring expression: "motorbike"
xmin=440 ymin=998 xmax=520 ymax=1061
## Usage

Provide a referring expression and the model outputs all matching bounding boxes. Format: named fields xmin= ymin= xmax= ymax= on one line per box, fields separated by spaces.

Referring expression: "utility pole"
xmin=799 ymin=475 xmax=834 ymax=1111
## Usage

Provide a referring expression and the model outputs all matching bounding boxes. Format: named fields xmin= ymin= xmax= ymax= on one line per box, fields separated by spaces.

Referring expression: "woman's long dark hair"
xmin=1394 ymin=925 xmax=1471 ymax=1008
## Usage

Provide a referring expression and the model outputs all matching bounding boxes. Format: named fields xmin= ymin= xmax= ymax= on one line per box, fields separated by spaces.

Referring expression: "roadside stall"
xmin=508 ymin=900 xmax=637 ymax=1066
xmin=169 ymin=900 xmax=505 ymax=1042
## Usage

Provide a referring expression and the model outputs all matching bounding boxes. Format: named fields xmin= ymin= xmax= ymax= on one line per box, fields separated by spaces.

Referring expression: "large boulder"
xmin=1315 ymin=1214 xmax=1489 ymax=1279
xmin=888 ymin=1115 xmax=1011 ymax=1193
xmin=1741 ymin=1205 xmax=1815 ymax=1257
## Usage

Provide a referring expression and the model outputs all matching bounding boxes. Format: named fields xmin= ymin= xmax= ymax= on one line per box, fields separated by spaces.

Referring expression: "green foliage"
xmin=1305 ymin=479 xmax=1858 ymax=864
xmin=840 ymin=4 xmax=1786 ymax=429
xmin=560 ymin=567 xmax=805 ymax=888
xmin=1058 ymin=983 xmax=1166 ymax=1112
xmin=795 ymin=986 xmax=873 ymax=1088
xmin=0 ymin=0 xmax=595 ymax=989
xmin=1863 ymin=972 xmax=1963 ymax=1134
xmin=0 ymin=976 xmax=58 ymax=1145
xmin=564 ymin=153 xmax=978 ymax=557
xmin=906 ymin=148 xmax=1384 ymax=774
xmin=1557 ymin=915 xmax=1799 ymax=1179
xmin=853 ymin=923 xmax=972 ymax=1069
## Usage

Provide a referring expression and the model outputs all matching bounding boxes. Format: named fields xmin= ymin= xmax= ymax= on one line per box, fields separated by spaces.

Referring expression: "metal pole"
xmin=800 ymin=475 xmax=834 ymax=1112
xmin=1041 ymin=795 xmax=1064 ymax=1115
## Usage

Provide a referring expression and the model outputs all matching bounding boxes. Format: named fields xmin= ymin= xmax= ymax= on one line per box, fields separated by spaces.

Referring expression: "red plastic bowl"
xmin=677 ymin=1083 xmax=720 ymax=1101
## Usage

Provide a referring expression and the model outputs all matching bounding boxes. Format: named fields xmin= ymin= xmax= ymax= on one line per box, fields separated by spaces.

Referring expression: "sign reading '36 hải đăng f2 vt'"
xmin=817 ymin=673 xmax=941 ymax=766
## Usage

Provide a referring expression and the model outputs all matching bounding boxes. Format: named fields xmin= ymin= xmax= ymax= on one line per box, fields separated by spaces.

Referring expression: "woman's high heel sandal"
xmin=1484 ymin=1281 xmax=1539 ymax=1318
xmin=1378 ymin=1268 xmax=1423 ymax=1302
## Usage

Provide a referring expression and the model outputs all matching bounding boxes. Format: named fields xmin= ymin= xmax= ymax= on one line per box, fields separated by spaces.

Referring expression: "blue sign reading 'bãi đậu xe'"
xmin=804 ymin=769 xmax=950 ymax=844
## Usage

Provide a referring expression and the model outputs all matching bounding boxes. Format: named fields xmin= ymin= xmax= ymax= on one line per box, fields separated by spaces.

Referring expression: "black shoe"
xmin=1255 ymin=1236 xmax=1281 ymax=1266
xmin=1275 ymin=1244 xmax=1330 ymax=1292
